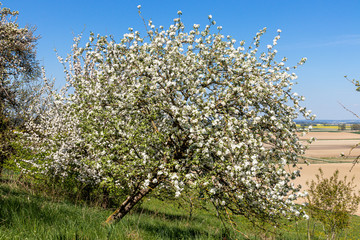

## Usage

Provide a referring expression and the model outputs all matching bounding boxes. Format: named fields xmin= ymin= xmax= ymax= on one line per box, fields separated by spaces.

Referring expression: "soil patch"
xmin=299 ymin=131 xmax=360 ymax=140
xmin=298 ymin=132 xmax=360 ymax=158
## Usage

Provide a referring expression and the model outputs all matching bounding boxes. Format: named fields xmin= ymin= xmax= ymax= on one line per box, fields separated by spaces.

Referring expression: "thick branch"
xmin=104 ymin=178 xmax=160 ymax=224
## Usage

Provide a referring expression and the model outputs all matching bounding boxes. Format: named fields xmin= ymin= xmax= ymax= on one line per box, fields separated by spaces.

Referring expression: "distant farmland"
xmin=294 ymin=128 xmax=360 ymax=216
xmin=299 ymin=131 xmax=360 ymax=159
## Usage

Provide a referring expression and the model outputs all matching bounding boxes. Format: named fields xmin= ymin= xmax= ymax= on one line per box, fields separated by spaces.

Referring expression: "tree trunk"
xmin=0 ymin=160 xmax=3 ymax=178
xmin=105 ymin=180 xmax=160 ymax=224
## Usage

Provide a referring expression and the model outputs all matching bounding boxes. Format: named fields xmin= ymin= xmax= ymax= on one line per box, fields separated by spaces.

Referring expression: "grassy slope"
xmin=1 ymin=175 xmax=360 ymax=239
xmin=0 ymin=179 xmax=246 ymax=240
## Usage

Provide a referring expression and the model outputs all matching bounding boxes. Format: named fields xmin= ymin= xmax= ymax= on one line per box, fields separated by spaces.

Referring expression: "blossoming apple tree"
xmin=21 ymin=9 xmax=313 ymax=224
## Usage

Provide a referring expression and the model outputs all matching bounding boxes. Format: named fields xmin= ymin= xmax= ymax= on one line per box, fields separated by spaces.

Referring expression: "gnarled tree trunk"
xmin=105 ymin=179 xmax=160 ymax=224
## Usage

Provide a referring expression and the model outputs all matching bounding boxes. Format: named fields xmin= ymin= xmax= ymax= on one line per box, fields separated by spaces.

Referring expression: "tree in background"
xmin=351 ymin=124 xmax=360 ymax=130
xmin=21 ymin=8 xmax=314 ymax=226
xmin=0 ymin=2 xmax=40 ymax=176
xmin=338 ymin=124 xmax=346 ymax=131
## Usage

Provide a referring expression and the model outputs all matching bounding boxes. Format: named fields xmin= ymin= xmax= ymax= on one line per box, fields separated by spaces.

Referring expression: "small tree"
xmin=22 ymin=8 xmax=313 ymax=225
xmin=338 ymin=124 xmax=346 ymax=131
xmin=0 ymin=2 xmax=40 ymax=175
xmin=351 ymin=124 xmax=360 ymax=130
xmin=306 ymin=168 xmax=360 ymax=239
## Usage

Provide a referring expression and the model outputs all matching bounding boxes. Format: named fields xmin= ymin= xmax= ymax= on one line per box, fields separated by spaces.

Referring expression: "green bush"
xmin=306 ymin=168 xmax=360 ymax=239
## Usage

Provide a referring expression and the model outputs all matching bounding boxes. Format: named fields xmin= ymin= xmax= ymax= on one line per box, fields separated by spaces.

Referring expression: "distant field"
xmin=311 ymin=124 xmax=338 ymax=130
xmin=296 ymin=123 xmax=353 ymax=132
xmin=295 ymin=130 xmax=360 ymax=216
xmin=299 ymin=131 xmax=360 ymax=158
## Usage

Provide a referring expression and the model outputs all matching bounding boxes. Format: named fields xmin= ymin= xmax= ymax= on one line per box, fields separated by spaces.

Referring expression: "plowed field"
xmin=293 ymin=131 xmax=360 ymax=215
xmin=299 ymin=132 xmax=360 ymax=158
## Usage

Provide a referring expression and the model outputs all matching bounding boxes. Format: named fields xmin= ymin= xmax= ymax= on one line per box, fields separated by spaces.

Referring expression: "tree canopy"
xmin=0 ymin=2 xmax=40 ymax=174
xmin=0 ymin=3 xmax=40 ymax=114
xmin=21 ymin=9 xmax=314 ymax=225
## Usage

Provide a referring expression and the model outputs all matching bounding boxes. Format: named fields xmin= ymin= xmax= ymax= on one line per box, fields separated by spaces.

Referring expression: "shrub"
xmin=306 ymin=168 xmax=360 ymax=239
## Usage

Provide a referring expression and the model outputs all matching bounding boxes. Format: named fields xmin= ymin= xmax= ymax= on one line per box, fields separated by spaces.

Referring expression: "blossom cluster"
xmin=21 ymin=13 xmax=314 ymax=223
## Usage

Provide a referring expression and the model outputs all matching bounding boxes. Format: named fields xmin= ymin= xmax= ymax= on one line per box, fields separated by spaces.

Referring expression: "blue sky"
xmin=4 ymin=0 xmax=360 ymax=120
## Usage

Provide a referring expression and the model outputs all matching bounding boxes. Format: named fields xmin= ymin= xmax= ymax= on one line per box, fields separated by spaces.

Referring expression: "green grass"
xmin=1 ymin=172 xmax=360 ymax=239
xmin=300 ymin=156 xmax=356 ymax=164
xmin=0 ymin=178 xmax=251 ymax=240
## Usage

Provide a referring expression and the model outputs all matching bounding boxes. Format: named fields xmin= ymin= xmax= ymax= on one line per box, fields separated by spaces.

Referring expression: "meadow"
xmin=2 ymin=170 xmax=360 ymax=240
xmin=2 ymin=125 xmax=360 ymax=239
